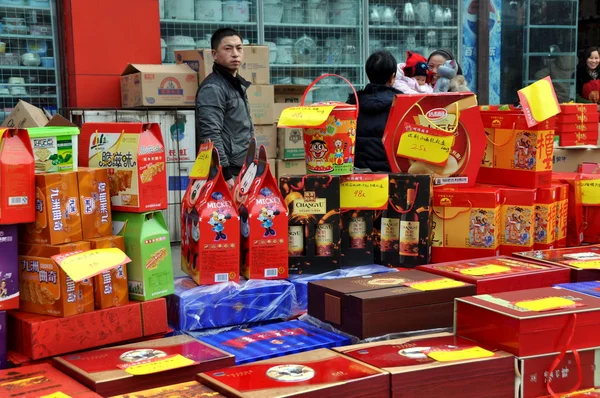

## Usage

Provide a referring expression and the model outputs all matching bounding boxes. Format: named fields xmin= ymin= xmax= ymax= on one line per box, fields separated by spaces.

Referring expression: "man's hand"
xmin=226 ymin=178 xmax=235 ymax=189
xmin=590 ymin=91 xmax=600 ymax=103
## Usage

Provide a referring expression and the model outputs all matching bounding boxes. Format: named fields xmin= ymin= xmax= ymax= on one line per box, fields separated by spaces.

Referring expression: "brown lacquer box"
xmin=109 ymin=381 xmax=224 ymax=397
xmin=308 ymin=270 xmax=476 ymax=339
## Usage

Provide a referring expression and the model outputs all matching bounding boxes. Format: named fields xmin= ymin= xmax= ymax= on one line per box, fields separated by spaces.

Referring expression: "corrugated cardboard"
xmin=553 ymin=148 xmax=600 ymax=172
xmin=247 ymin=85 xmax=274 ymax=125
xmin=254 ymin=124 xmax=277 ymax=158
xmin=276 ymin=159 xmax=306 ymax=180
xmin=175 ymin=45 xmax=270 ymax=85
xmin=1 ymin=100 xmax=50 ymax=128
xmin=277 ymin=127 xmax=305 ymax=159
xmin=120 ymin=64 xmax=198 ymax=108
xmin=273 ymin=85 xmax=308 ymax=121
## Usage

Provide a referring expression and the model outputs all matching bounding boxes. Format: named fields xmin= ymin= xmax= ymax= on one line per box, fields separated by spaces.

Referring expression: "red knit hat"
xmin=403 ymin=51 xmax=429 ymax=78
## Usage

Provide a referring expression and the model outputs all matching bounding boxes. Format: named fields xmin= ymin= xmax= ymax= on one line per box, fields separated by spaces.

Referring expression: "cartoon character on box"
xmin=505 ymin=207 xmax=531 ymax=245
xmin=333 ymin=139 xmax=345 ymax=165
xmin=308 ymin=136 xmax=328 ymax=166
xmin=208 ymin=196 xmax=232 ymax=241
xmin=258 ymin=204 xmax=280 ymax=237
xmin=181 ymin=179 xmax=206 ymax=273
xmin=535 ymin=206 xmax=548 ymax=242
xmin=514 ymin=132 xmax=537 ymax=170
xmin=470 ymin=209 xmax=494 ymax=247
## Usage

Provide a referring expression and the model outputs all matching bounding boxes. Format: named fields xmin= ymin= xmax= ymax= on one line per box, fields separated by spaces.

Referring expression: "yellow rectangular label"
xmin=278 ymin=106 xmax=336 ymax=128
xmin=407 ymin=278 xmax=466 ymax=291
xmin=340 ymin=175 xmax=388 ymax=210
xmin=396 ymin=129 xmax=455 ymax=165
xmin=459 ymin=264 xmax=511 ymax=276
xmin=189 ymin=141 xmax=213 ymax=178
xmin=581 ymin=179 xmax=600 ymax=206
xmin=515 ymin=297 xmax=576 ymax=312
xmin=427 ymin=346 xmax=495 ymax=362
xmin=123 ymin=354 xmax=196 ymax=376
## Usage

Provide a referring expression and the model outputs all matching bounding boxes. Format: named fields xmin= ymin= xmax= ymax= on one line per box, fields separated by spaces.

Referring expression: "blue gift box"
xmin=289 ymin=264 xmax=398 ymax=312
xmin=167 ymin=277 xmax=296 ymax=332
xmin=556 ymin=281 xmax=600 ymax=298
xmin=195 ymin=320 xmax=351 ymax=364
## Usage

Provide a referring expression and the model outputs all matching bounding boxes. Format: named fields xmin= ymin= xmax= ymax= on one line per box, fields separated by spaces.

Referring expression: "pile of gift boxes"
xmin=555 ymin=103 xmax=600 ymax=147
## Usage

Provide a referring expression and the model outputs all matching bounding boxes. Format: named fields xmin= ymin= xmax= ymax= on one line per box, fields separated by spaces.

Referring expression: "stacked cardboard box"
xmin=274 ymin=85 xmax=307 ymax=180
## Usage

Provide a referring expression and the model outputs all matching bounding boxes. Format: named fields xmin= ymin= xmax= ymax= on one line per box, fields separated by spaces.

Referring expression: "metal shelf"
xmin=264 ymin=23 xmax=359 ymax=29
xmin=0 ymin=34 xmax=53 ymax=40
xmin=369 ymin=25 xmax=458 ymax=30
xmin=525 ymin=52 xmax=577 ymax=57
xmin=0 ymin=94 xmax=57 ymax=98
xmin=160 ymin=19 xmax=257 ymax=26
xmin=271 ymin=64 xmax=361 ymax=68
xmin=0 ymin=4 xmax=51 ymax=11
xmin=0 ymin=66 xmax=55 ymax=71
xmin=528 ymin=25 xmax=577 ymax=29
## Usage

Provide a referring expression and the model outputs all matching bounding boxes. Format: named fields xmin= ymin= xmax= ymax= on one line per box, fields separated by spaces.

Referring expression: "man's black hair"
xmin=366 ymin=50 xmax=397 ymax=84
xmin=211 ymin=28 xmax=243 ymax=50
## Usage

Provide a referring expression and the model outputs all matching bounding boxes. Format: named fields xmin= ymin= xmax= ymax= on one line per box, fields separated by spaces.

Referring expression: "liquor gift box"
xmin=8 ymin=298 xmax=167 ymax=360
xmin=497 ymin=187 xmax=536 ymax=255
xmin=308 ymin=270 xmax=475 ymax=339
xmin=535 ymin=186 xmax=558 ymax=250
xmin=334 ymin=332 xmax=514 ymax=398
xmin=197 ymin=320 xmax=351 ymax=365
xmin=432 ymin=185 xmax=501 ymax=262
xmin=110 ymin=381 xmax=224 ymax=397
xmin=79 ymin=122 xmax=167 ymax=212
xmin=455 ymin=286 xmax=600 ymax=356
xmin=280 ymin=175 xmax=341 ymax=274
xmin=167 ymin=277 xmax=295 ymax=332
xmin=53 ymin=335 xmax=235 ymax=397
xmin=197 ymin=348 xmax=390 ymax=398
xmin=382 ymin=93 xmax=486 ymax=187
xmin=417 ymin=256 xmax=570 ymax=294
xmin=0 ymin=225 xmax=18 ymax=311
xmin=515 ymin=245 xmax=600 ymax=282
xmin=479 ymin=106 xmax=555 ymax=188
xmin=0 ymin=363 xmax=101 ymax=397
xmin=374 ymin=174 xmax=433 ymax=267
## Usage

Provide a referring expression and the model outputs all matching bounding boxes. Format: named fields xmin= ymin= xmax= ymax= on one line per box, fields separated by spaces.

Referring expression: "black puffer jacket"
xmin=347 ymin=84 xmax=402 ymax=172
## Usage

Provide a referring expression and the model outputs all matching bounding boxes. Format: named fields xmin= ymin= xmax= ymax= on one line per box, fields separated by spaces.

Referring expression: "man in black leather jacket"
xmin=348 ymin=50 xmax=402 ymax=172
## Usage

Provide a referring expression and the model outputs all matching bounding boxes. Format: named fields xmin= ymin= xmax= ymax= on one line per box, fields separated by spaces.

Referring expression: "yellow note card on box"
xmin=517 ymin=76 xmax=560 ymax=128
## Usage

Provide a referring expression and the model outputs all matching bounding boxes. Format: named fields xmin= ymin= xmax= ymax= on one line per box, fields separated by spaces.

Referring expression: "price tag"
xmin=51 ymin=248 xmax=131 ymax=282
xmin=396 ymin=123 xmax=455 ymax=166
xmin=340 ymin=174 xmax=389 ymax=210
xmin=189 ymin=141 xmax=214 ymax=179
xmin=459 ymin=265 xmax=511 ymax=276
xmin=406 ymin=278 xmax=466 ymax=291
xmin=120 ymin=354 xmax=197 ymax=376
xmin=278 ymin=106 xmax=336 ymax=128
xmin=41 ymin=393 xmax=73 ymax=398
xmin=581 ymin=178 xmax=600 ymax=206
xmin=518 ymin=76 xmax=560 ymax=127
xmin=427 ymin=346 xmax=495 ymax=362
xmin=515 ymin=297 xmax=577 ymax=312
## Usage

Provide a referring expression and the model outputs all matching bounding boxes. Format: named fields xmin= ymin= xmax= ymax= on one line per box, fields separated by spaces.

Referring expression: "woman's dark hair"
xmin=428 ymin=49 xmax=463 ymax=75
xmin=583 ymin=47 xmax=600 ymax=64
xmin=366 ymin=50 xmax=397 ymax=84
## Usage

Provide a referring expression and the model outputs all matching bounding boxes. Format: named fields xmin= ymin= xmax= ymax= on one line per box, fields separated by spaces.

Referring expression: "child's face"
xmin=414 ymin=75 xmax=427 ymax=86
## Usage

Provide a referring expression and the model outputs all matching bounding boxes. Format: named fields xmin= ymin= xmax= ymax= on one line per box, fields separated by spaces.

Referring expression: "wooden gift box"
xmin=110 ymin=381 xmax=224 ymax=397
xmin=334 ymin=332 xmax=514 ymax=398
xmin=515 ymin=245 xmax=600 ymax=282
xmin=197 ymin=348 xmax=389 ymax=398
xmin=53 ymin=335 xmax=234 ymax=397
xmin=308 ymin=270 xmax=475 ymax=339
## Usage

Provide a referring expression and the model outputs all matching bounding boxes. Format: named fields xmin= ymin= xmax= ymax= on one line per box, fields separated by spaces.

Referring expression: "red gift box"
xmin=553 ymin=173 xmax=585 ymax=247
xmin=560 ymin=104 xmax=598 ymax=114
xmin=584 ymin=207 xmax=600 ymax=243
xmin=555 ymin=123 xmax=599 ymax=134
xmin=455 ymin=287 xmax=600 ymax=356
xmin=557 ymin=112 xmax=600 ymax=123
xmin=554 ymin=183 xmax=569 ymax=248
xmin=515 ymin=245 xmax=600 ymax=282
xmin=535 ymin=186 xmax=558 ymax=250
xmin=498 ymin=187 xmax=537 ymax=255
xmin=417 ymin=256 xmax=570 ymax=294
xmin=8 ymin=298 xmax=167 ymax=359
xmin=559 ymin=132 xmax=598 ymax=147
xmin=579 ymin=163 xmax=600 ymax=174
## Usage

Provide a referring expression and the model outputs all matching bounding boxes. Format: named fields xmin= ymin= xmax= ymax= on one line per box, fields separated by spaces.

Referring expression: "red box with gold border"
xmin=53 ymin=335 xmax=234 ymax=397
xmin=197 ymin=348 xmax=390 ymax=398
xmin=554 ymin=183 xmax=569 ymax=248
xmin=560 ymin=103 xmax=598 ymax=115
xmin=417 ymin=256 xmax=570 ymax=294
xmin=534 ymin=186 xmax=558 ymax=250
xmin=553 ymin=173 xmax=585 ymax=247
xmin=455 ymin=286 xmax=600 ymax=356
xmin=515 ymin=245 xmax=600 ymax=282
xmin=110 ymin=381 xmax=224 ymax=397
xmin=479 ymin=107 xmax=555 ymax=188
xmin=517 ymin=348 xmax=600 ymax=398
xmin=432 ymin=185 xmax=501 ymax=262
xmin=333 ymin=332 xmax=514 ymax=398
xmin=559 ymin=132 xmax=599 ymax=147
xmin=8 ymin=298 xmax=167 ymax=359
xmin=557 ymin=111 xmax=599 ymax=123
xmin=0 ymin=363 xmax=101 ymax=397
xmin=382 ymin=93 xmax=486 ymax=187
xmin=497 ymin=187 xmax=536 ymax=255
xmin=556 ymin=123 xmax=599 ymax=134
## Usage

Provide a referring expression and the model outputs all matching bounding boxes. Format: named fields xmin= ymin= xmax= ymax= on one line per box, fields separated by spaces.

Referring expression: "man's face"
xmin=212 ymin=35 xmax=244 ymax=74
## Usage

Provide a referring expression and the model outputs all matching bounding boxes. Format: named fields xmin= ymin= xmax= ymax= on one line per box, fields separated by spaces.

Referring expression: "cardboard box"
xmin=175 ymin=46 xmax=270 ymax=85
xmin=18 ymin=241 xmax=94 ymax=317
xmin=534 ymin=186 xmax=558 ymax=250
xmin=247 ymin=85 xmax=274 ymax=125
xmin=1 ymin=100 xmax=51 ymax=128
xmin=77 ymin=168 xmax=112 ymax=240
xmin=53 ymin=335 xmax=235 ymax=397
xmin=308 ymin=270 xmax=475 ymax=339
xmin=277 ymin=127 xmax=305 ymax=159
xmin=335 ymin=333 xmax=515 ymax=398
xmin=0 ymin=225 xmax=18 ymax=311
xmin=455 ymin=286 xmax=600 ymax=356
xmin=0 ymin=364 xmax=101 ymax=397
xmin=432 ymin=185 xmax=501 ymax=262
xmin=28 ymin=125 xmax=80 ymax=173
xmin=112 ymin=211 xmax=174 ymax=301
xmin=80 ymin=122 xmax=167 ymax=213
xmin=22 ymin=171 xmax=83 ymax=245
xmin=120 ymin=64 xmax=198 ymax=108
xmin=273 ymin=85 xmax=307 ymax=121
xmin=498 ymin=187 xmax=536 ymax=255
xmin=197 ymin=320 xmax=351 ymax=365
xmin=197 ymin=349 xmax=389 ymax=398
xmin=280 ymin=175 xmax=341 ymax=274
xmin=515 ymin=245 xmax=600 ymax=282
xmin=553 ymin=148 xmax=600 ymax=173
xmin=7 ymin=298 xmax=167 ymax=360
xmin=111 ymin=382 xmax=223 ymax=398
xmin=275 ymin=159 xmax=306 ymax=180
xmin=86 ymin=236 xmax=129 ymax=310
xmin=254 ymin=124 xmax=277 ymax=158
xmin=417 ymin=256 xmax=570 ymax=294
xmin=0 ymin=129 xmax=35 ymax=225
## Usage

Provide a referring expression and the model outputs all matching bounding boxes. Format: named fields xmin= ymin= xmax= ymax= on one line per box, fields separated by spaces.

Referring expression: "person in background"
xmin=576 ymin=46 xmax=600 ymax=103
xmin=347 ymin=50 xmax=403 ymax=172
xmin=393 ymin=51 xmax=434 ymax=94
xmin=196 ymin=28 xmax=254 ymax=188
xmin=427 ymin=49 xmax=469 ymax=92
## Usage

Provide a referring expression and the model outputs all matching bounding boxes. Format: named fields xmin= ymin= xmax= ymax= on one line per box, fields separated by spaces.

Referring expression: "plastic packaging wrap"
xmin=556 ymin=281 xmax=600 ymax=298
xmin=167 ymin=277 xmax=296 ymax=332
xmin=288 ymin=264 xmax=398 ymax=313
xmin=193 ymin=320 xmax=351 ymax=364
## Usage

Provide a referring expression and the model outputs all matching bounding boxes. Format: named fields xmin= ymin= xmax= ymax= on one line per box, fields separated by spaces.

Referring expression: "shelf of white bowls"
xmin=160 ymin=19 xmax=257 ymax=26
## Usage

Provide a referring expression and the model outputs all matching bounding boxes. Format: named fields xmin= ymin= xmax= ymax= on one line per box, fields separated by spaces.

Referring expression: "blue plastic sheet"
xmin=556 ymin=281 xmax=600 ymax=298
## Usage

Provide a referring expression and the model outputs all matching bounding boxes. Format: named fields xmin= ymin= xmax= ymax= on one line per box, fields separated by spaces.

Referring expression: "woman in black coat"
xmin=347 ymin=50 xmax=403 ymax=172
